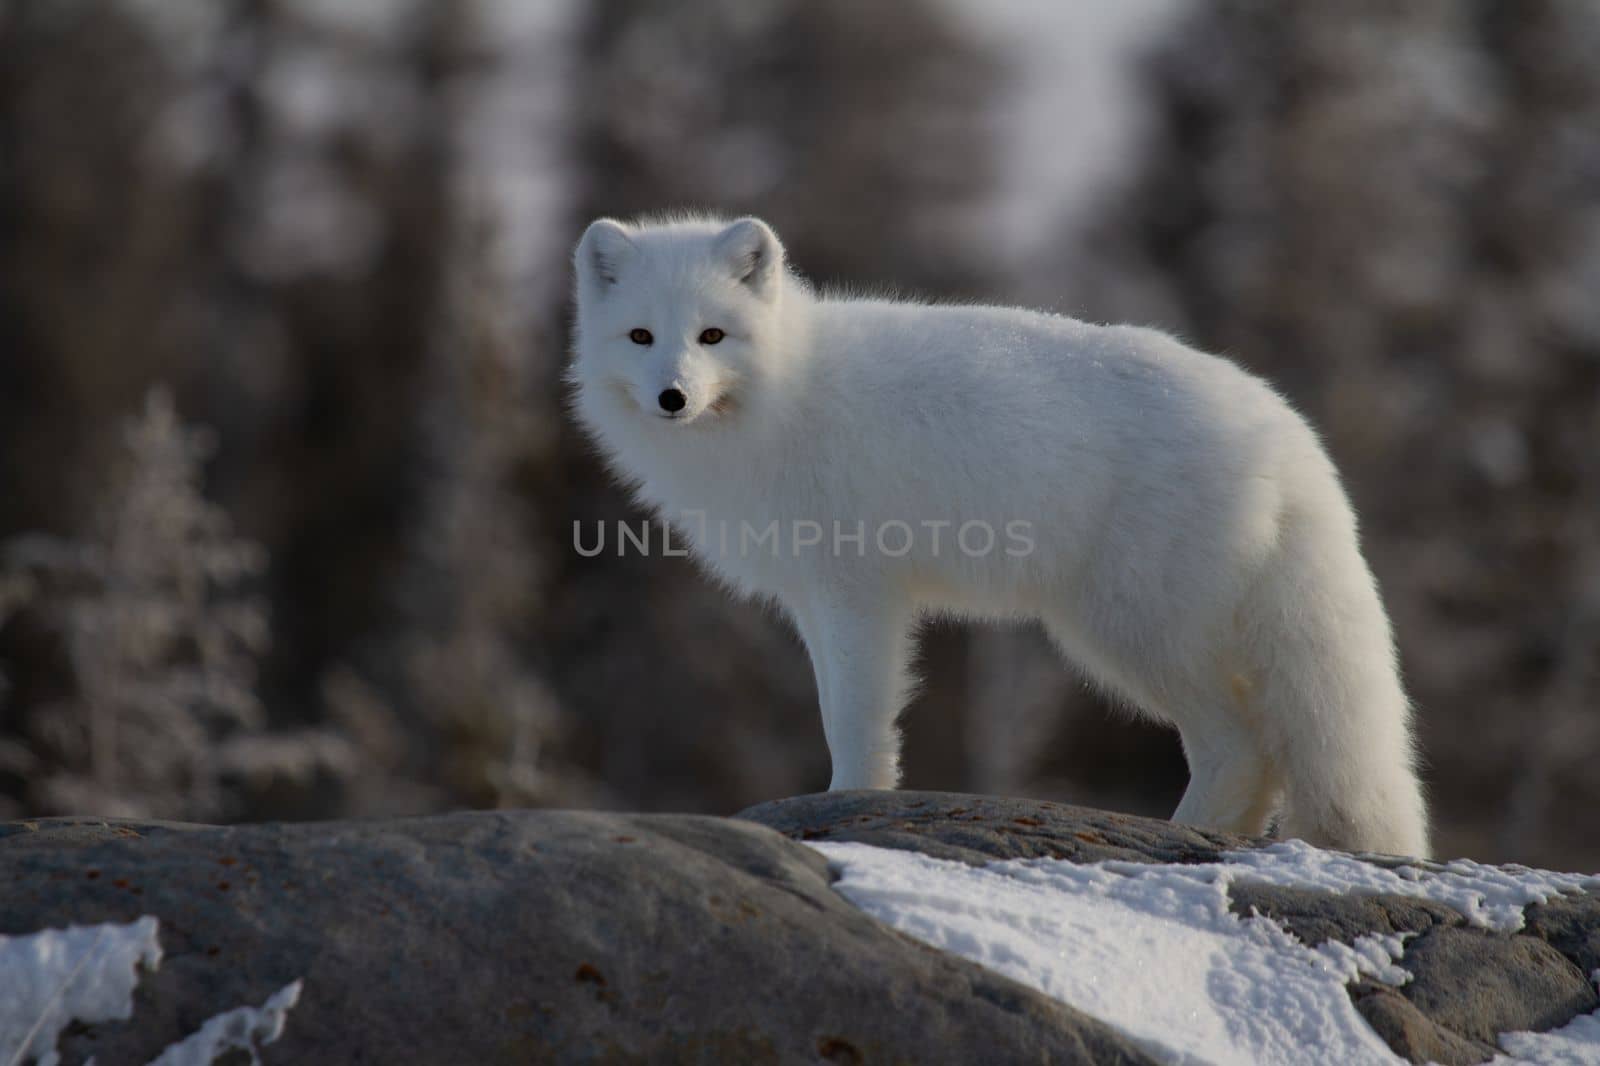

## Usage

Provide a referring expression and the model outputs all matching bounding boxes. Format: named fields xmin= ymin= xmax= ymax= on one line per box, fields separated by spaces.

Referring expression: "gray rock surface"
xmin=1396 ymin=928 xmax=1597 ymax=1046
xmin=736 ymin=789 xmax=1247 ymax=866
xmin=1346 ymin=982 xmax=1500 ymax=1066
xmin=0 ymin=808 xmax=1155 ymax=1066
xmin=1226 ymin=882 xmax=1467 ymax=945
xmin=1525 ymin=890 xmax=1600 ymax=979
xmin=4 ymin=792 xmax=1597 ymax=1065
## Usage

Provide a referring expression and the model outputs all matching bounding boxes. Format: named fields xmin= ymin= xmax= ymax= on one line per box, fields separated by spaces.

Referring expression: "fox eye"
xmin=628 ymin=328 xmax=653 ymax=345
xmin=699 ymin=328 xmax=725 ymax=345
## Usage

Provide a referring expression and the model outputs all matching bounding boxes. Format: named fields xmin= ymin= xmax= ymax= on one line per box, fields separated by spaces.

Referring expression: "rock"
xmin=1225 ymin=856 xmax=1600 ymax=1062
xmin=5 ymin=792 xmax=1598 ymax=1065
xmin=1523 ymin=890 xmax=1600 ymax=979
xmin=1227 ymin=882 xmax=1466 ymax=946
xmin=0 ymin=810 xmax=1156 ymax=1066
xmin=1394 ymin=927 xmax=1598 ymax=1046
xmin=736 ymin=788 xmax=1247 ymax=865
xmin=1347 ymin=982 xmax=1498 ymax=1065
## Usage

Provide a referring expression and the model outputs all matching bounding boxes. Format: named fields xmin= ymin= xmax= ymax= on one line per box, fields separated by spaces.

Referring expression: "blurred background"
xmin=1 ymin=0 xmax=1596 ymax=870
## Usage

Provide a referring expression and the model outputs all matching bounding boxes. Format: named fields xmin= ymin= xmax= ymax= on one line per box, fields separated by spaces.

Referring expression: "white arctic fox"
xmin=569 ymin=214 xmax=1430 ymax=858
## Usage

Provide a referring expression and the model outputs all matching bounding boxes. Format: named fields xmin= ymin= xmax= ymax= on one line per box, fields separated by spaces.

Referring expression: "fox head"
xmin=571 ymin=215 xmax=791 ymax=427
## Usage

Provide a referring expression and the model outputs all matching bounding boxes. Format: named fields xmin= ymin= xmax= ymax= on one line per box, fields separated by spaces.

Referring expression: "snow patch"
xmin=0 ymin=916 xmax=302 ymax=1066
xmin=1213 ymin=840 xmax=1600 ymax=932
xmin=1497 ymin=1009 xmax=1600 ymax=1065
xmin=816 ymin=842 xmax=1400 ymax=1064
xmin=0 ymin=917 xmax=162 ymax=1066
xmin=815 ymin=840 xmax=1600 ymax=1065
xmin=147 ymin=979 xmax=303 ymax=1066
xmin=1315 ymin=932 xmax=1412 ymax=988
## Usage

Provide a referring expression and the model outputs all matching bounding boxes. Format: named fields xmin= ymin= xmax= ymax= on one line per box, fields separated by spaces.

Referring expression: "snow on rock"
xmin=1315 ymin=932 xmax=1412 ymax=989
xmin=1212 ymin=840 xmax=1600 ymax=932
xmin=815 ymin=842 xmax=1396 ymax=1064
xmin=815 ymin=840 xmax=1600 ymax=1066
xmin=1498 ymin=1008 xmax=1600 ymax=1065
xmin=0 ymin=915 xmax=302 ymax=1066
xmin=0 ymin=916 xmax=162 ymax=1066
xmin=147 ymin=979 xmax=303 ymax=1066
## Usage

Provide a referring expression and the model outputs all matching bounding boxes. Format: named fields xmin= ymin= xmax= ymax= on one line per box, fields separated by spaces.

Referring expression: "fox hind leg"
xmin=1171 ymin=716 xmax=1284 ymax=838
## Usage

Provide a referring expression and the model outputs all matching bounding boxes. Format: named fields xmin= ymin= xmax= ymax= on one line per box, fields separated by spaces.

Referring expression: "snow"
xmin=0 ymin=917 xmax=162 ymax=1066
xmin=0 ymin=917 xmax=302 ymax=1066
xmin=1209 ymin=839 xmax=1600 ymax=932
xmin=1500 ymin=1009 xmax=1600 ymax=1066
xmin=814 ymin=840 xmax=1600 ymax=1066
xmin=146 ymin=979 xmax=303 ymax=1066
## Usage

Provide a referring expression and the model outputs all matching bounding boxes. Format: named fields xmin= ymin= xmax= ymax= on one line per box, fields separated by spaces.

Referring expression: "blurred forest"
xmin=0 ymin=0 xmax=1595 ymax=870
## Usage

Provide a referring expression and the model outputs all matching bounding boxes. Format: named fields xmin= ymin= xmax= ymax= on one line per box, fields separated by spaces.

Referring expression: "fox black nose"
xmin=658 ymin=388 xmax=686 ymax=413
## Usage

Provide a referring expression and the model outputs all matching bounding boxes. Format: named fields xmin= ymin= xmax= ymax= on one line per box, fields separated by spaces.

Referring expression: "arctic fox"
xmin=569 ymin=213 xmax=1430 ymax=858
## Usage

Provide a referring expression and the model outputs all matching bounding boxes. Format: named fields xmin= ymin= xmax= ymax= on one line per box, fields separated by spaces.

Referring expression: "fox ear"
xmin=713 ymin=217 xmax=782 ymax=298
xmin=575 ymin=218 xmax=635 ymax=292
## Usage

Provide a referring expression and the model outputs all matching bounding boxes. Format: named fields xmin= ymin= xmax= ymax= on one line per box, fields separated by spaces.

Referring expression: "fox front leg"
xmin=792 ymin=595 xmax=916 ymax=791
